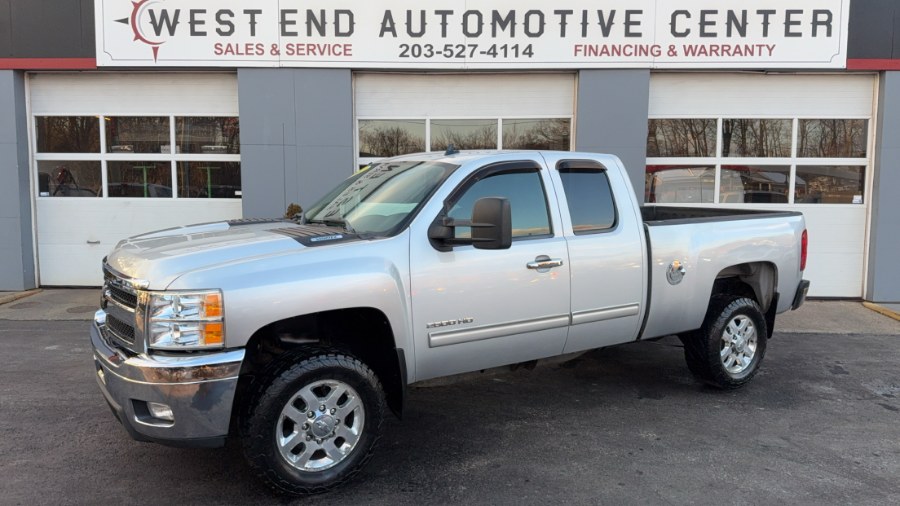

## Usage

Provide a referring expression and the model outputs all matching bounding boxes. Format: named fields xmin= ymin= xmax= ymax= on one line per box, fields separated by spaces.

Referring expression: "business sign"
xmin=95 ymin=0 xmax=850 ymax=69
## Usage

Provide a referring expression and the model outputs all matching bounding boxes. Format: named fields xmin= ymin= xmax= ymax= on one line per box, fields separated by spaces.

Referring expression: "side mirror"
xmin=471 ymin=197 xmax=512 ymax=250
xmin=427 ymin=197 xmax=512 ymax=251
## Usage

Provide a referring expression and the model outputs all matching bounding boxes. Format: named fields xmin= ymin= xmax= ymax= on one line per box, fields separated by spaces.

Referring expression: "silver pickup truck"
xmin=90 ymin=151 xmax=809 ymax=495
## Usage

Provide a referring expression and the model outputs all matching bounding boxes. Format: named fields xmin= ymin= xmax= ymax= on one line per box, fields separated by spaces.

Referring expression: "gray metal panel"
xmin=0 ymin=71 xmax=35 ymax=290
xmin=574 ymin=70 xmax=650 ymax=201
xmin=847 ymin=0 xmax=897 ymax=60
xmin=866 ymin=72 xmax=900 ymax=303
xmin=0 ymin=217 xmax=25 ymax=286
xmin=0 ymin=143 xmax=20 ymax=216
xmin=2 ymin=0 xmax=95 ymax=58
xmin=237 ymin=69 xmax=297 ymax=146
xmin=293 ymin=69 xmax=353 ymax=147
xmin=0 ymin=1 xmax=11 ymax=57
xmin=237 ymin=144 xmax=288 ymax=219
xmin=238 ymin=69 xmax=353 ymax=219
xmin=293 ymin=69 xmax=354 ymax=209
xmin=896 ymin=8 xmax=900 ymax=59
xmin=0 ymin=82 xmax=15 ymax=144
xmin=238 ymin=69 xmax=294 ymax=219
xmin=297 ymin=145 xmax=353 ymax=210
xmin=282 ymin=142 xmax=301 ymax=213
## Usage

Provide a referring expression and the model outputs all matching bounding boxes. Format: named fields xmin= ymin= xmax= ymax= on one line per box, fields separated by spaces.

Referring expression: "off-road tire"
xmin=241 ymin=349 xmax=385 ymax=495
xmin=680 ymin=296 xmax=768 ymax=389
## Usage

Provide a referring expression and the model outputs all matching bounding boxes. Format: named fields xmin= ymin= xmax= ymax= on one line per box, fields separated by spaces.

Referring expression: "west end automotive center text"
xmin=96 ymin=0 xmax=849 ymax=69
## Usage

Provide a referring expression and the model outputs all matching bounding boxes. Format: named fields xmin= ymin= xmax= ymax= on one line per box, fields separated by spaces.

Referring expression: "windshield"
xmin=304 ymin=160 xmax=458 ymax=236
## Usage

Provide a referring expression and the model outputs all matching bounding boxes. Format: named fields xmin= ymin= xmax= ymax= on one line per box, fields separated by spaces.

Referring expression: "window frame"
xmin=645 ymin=116 xmax=871 ymax=206
xmin=555 ymin=159 xmax=619 ymax=235
xmin=439 ymin=160 xmax=555 ymax=244
xmin=356 ymin=116 xmax=573 ymax=167
xmin=32 ymin=114 xmax=241 ymax=200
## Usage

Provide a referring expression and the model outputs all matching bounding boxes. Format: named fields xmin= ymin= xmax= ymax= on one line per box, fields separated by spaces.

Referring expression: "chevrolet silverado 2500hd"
xmin=91 ymin=151 xmax=809 ymax=494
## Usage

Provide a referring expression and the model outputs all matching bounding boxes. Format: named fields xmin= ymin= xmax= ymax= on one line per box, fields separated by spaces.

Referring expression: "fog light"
xmin=147 ymin=402 xmax=174 ymax=422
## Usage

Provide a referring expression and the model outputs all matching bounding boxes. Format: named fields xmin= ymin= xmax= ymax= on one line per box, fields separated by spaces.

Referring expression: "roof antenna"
xmin=444 ymin=144 xmax=459 ymax=155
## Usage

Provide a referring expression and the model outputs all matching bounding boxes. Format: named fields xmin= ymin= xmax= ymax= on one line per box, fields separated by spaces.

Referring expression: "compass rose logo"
xmin=114 ymin=0 xmax=168 ymax=62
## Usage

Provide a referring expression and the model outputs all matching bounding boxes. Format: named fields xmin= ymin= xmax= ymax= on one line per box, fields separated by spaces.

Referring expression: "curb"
xmin=0 ymin=289 xmax=43 ymax=306
xmin=863 ymin=302 xmax=900 ymax=322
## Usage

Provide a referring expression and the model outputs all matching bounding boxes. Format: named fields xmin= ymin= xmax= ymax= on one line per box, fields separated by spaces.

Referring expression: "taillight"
xmin=800 ymin=229 xmax=808 ymax=271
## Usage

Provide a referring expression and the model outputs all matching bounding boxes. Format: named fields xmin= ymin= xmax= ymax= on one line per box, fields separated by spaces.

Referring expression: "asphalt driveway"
xmin=1 ymin=316 xmax=898 ymax=505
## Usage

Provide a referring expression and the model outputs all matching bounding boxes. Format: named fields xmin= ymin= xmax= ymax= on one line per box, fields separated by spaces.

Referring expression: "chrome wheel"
xmin=720 ymin=315 xmax=758 ymax=375
xmin=276 ymin=379 xmax=365 ymax=472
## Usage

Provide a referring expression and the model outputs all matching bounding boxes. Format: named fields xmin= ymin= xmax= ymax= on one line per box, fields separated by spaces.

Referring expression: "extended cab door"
xmin=543 ymin=155 xmax=647 ymax=353
xmin=408 ymin=158 xmax=571 ymax=381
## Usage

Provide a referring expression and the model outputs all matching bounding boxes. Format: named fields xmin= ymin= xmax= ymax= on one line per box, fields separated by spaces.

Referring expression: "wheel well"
xmin=234 ymin=307 xmax=405 ymax=423
xmin=712 ymin=262 xmax=778 ymax=312
xmin=709 ymin=262 xmax=779 ymax=339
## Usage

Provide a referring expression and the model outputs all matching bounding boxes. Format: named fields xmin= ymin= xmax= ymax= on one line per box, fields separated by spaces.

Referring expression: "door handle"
xmin=527 ymin=255 xmax=564 ymax=271
xmin=87 ymin=240 xmax=101 ymax=245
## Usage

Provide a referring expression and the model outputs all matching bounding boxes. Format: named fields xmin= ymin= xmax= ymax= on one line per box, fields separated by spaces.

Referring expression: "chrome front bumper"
xmin=91 ymin=310 xmax=244 ymax=447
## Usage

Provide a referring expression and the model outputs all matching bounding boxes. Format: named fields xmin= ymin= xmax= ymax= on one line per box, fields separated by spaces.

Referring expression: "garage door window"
xmin=34 ymin=115 xmax=241 ymax=199
xmin=177 ymin=162 xmax=242 ymax=198
xmin=358 ymin=117 xmax=571 ymax=166
xmin=722 ymin=119 xmax=792 ymax=157
xmin=720 ymin=165 xmax=791 ymax=203
xmin=358 ymin=120 xmax=426 ymax=158
xmin=107 ymin=161 xmax=172 ymax=198
xmin=647 ymin=119 xmax=715 ymax=157
xmin=645 ymin=165 xmax=715 ymax=204
xmin=106 ymin=117 xmax=169 ymax=153
xmin=646 ymin=118 xmax=869 ymax=205
xmin=176 ymin=117 xmax=240 ymax=154
xmin=36 ymin=160 xmax=101 ymax=197
xmin=798 ymin=119 xmax=867 ymax=158
xmin=503 ymin=119 xmax=571 ymax=150
xmin=35 ymin=116 xmax=99 ymax=153
xmin=795 ymin=166 xmax=866 ymax=204
xmin=430 ymin=119 xmax=497 ymax=151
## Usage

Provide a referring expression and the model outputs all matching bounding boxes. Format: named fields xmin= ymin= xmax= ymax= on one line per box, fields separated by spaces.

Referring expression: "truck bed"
xmin=638 ymin=205 xmax=806 ymax=340
xmin=641 ymin=205 xmax=802 ymax=226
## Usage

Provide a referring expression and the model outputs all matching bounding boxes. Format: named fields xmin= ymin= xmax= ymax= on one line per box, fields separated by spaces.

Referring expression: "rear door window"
xmin=557 ymin=161 xmax=617 ymax=234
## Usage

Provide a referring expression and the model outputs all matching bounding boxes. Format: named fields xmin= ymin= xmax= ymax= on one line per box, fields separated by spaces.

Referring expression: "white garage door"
xmin=354 ymin=73 xmax=575 ymax=166
xmin=647 ymin=73 xmax=876 ymax=297
xmin=30 ymin=73 xmax=243 ymax=286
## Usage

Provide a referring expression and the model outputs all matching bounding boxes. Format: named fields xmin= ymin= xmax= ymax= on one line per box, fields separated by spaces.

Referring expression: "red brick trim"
xmin=847 ymin=59 xmax=900 ymax=71
xmin=0 ymin=58 xmax=97 ymax=70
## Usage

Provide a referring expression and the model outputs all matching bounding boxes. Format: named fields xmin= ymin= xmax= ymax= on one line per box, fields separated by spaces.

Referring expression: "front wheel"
xmin=241 ymin=350 xmax=385 ymax=495
xmin=680 ymin=296 xmax=768 ymax=389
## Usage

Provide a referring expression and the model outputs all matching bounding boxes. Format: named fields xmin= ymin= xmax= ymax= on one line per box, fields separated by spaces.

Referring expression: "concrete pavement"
xmin=0 ymin=288 xmax=100 ymax=321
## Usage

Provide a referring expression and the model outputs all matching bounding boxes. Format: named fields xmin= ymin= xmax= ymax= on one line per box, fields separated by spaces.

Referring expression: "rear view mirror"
xmin=427 ymin=197 xmax=512 ymax=251
xmin=471 ymin=197 xmax=512 ymax=250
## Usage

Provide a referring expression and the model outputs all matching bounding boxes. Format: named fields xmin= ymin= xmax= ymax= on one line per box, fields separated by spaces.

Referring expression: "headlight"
xmin=146 ymin=290 xmax=225 ymax=350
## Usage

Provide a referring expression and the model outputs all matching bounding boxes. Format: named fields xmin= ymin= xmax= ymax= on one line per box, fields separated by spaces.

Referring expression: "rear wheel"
xmin=241 ymin=350 xmax=385 ymax=495
xmin=681 ymin=296 xmax=768 ymax=389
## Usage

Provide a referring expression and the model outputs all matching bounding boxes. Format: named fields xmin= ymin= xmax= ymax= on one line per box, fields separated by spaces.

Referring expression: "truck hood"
xmin=105 ymin=219 xmax=353 ymax=289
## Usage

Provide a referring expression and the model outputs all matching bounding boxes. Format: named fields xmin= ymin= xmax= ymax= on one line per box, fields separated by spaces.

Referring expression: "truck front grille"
xmin=107 ymin=285 xmax=137 ymax=309
xmin=106 ymin=314 xmax=136 ymax=343
xmin=102 ymin=264 xmax=143 ymax=354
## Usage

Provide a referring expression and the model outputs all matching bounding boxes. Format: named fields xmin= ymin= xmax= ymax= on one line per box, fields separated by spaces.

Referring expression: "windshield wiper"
xmin=307 ymin=218 xmax=357 ymax=235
